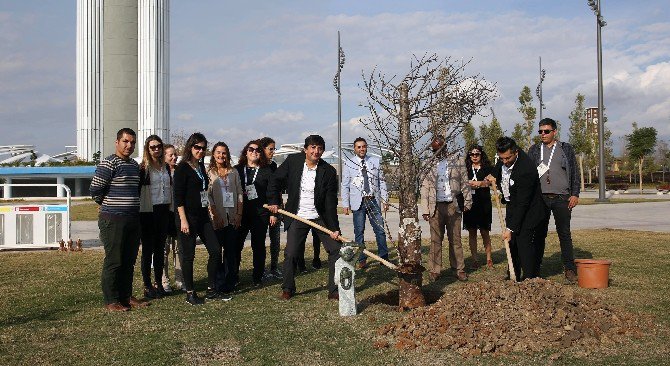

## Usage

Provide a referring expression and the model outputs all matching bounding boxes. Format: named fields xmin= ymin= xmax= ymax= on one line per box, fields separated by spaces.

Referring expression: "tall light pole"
xmin=535 ymin=57 xmax=546 ymax=121
xmin=333 ymin=31 xmax=345 ymax=188
xmin=588 ymin=0 xmax=608 ymax=201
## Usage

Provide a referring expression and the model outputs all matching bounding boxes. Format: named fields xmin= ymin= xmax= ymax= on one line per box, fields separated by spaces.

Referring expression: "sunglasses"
xmin=266 ymin=147 xmax=276 ymax=151
xmin=149 ymin=143 xmax=163 ymax=150
xmin=469 ymin=153 xmax=481 ymax=157
xmin=247 ymin=147 xmax=261 ymax=153
xmin=538 ymin=129 xmax=555 ymax=135
xmin=192 ymin=144 xmax=206 ymax=151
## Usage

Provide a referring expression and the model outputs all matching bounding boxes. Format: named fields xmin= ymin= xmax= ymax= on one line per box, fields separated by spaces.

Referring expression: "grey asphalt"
xmin=71 ymin=191 xmax=670 ymax=249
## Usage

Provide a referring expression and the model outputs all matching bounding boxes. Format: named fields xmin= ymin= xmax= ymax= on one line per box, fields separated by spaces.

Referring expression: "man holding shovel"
xmin=487 ymin=137 xmax=547 ymax=281
xmin=267 ymin=135 xmax=342 ymax=300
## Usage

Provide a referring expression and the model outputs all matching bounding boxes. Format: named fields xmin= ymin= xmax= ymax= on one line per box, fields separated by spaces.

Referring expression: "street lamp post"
xmin=333 ymin=31 xmax=345 ymax=188
xmin=588 ymin=0 xmax=608 ymax=202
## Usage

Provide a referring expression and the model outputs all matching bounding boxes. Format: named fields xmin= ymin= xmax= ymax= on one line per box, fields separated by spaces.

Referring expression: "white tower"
xmin=138 ymin=0 xmax=170 ymax=145
xmin=76 ymin=0 xmax=104 ymax=161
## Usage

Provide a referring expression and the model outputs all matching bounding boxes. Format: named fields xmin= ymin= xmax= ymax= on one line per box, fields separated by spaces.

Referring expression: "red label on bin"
xmin=16 ymin=206 xmax=39 ymax=211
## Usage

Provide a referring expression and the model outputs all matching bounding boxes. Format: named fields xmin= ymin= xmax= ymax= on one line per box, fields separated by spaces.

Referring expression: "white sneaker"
xmin=162 ymin=283 xmax=173 ymax=293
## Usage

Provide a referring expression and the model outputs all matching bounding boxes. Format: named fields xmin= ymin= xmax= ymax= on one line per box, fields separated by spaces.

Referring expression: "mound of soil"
xmin=374 ymin=278 xmax=648 ymax=357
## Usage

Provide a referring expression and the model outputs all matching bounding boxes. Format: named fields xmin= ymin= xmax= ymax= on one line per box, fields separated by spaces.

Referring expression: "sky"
xmin=0 ymin=0 xmax=668 ymax=157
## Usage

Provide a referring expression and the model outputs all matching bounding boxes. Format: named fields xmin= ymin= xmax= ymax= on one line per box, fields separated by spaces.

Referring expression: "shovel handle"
xmin=263 ymin=204 xmax=398 ymax=270
xmin=488 ymin=178 xmax=517 ymax=281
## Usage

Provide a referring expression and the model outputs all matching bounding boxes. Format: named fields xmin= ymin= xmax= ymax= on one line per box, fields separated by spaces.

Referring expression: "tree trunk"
xmin=578 ymin=154 xmax=585 ymax=191
xmin=588 ymin=166 xmax=592 ymax=184
xmin=396 ymin=82 xmax=425 ymax=309
xmin=639 ymin=157 xmax=644 ymax=192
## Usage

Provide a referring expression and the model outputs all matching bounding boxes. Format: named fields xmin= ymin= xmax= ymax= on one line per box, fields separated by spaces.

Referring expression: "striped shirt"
xmin=90 ymin=154 xmax=140 ymax=216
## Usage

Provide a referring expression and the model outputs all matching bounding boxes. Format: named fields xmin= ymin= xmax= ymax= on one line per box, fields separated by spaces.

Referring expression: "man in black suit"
xmin=487 ymin=137 xmax=547 ymax=281
xmin=267 ymin=135 xmax=341 ymax=300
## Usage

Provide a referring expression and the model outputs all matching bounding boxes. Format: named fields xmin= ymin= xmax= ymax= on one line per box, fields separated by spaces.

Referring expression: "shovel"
xmin=486 ymin=176 xmax=517 ymax=281
xmin=263 ymin=204 xmax=398 ymax=270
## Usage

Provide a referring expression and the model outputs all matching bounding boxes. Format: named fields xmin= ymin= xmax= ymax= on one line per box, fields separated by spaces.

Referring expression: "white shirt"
xmin=150 ymin=165 xmax=171 ymax=205
xmin=435 ymin=159 xmax=453 ymax=202
xmin=297 ymin=162 xmax=319 ymax=219
xmin=501 ymin=161 xmax=516 ymax=202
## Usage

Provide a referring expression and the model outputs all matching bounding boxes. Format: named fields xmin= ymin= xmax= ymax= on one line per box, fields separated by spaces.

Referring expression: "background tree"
xmin=462 ymin=121 xmax=478 ymax=150
xmin=626 ymin=123 xmax=658 ymax=191
xmin=361 ymin=53 xmax=495 ymax=308
xmin=511 ymin=123 xmax=527 ymax=151
xmin=479 ymin=113 xmax=503 ymax=161
xmin=568 ymin=93 xmax=591 ymax=191
xmin=654 ymin=140 xmax=670 ymax=183
xmin=517 ymin=85 xmax=537 ymax=149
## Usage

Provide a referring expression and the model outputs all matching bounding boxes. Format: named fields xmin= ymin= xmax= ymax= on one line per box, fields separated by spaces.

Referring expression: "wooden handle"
xmin=263 ymin=204 xmax=398 ymax=270
xmin=489 ymin=184 xmax=517 ymax=281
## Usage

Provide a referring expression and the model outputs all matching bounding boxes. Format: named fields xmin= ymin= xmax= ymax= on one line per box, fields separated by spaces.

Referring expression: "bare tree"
xmin=360 ymin=53 xmax=496 ymax=308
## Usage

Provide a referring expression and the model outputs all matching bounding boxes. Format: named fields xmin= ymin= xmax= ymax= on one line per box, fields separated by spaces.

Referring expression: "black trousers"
xmin=139 ymin=204 xmax=170 ymax=289
xmin=177 ymin=214 xmax=221 ymax=292
xmin=282 ymin=219 xmax=340 ymax=295
xmin=297 ymin=229 xmax=321 ymax=269
xmin=99 ymin=214 xmax=141 ymax=305
xmin=268 ymin=220 xmax=282 ymax=270
xmin=536 ymin=194 xmax=576 ymax=271
xmin=237 ymin=212 xmax=269 ymax=283
xmin=509 ymin=225 xmax=542 ymax=281
xmin=215 ymin=224 xmax=237 ymax=293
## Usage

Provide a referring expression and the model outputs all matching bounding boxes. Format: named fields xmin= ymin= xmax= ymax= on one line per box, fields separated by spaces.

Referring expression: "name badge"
xmin=222 ymin=192 xmax=235 ymax=208
xmin=200 ymin=191 xmax=209 ymax=207
xmin=537 ymin=163 xmax=549 ymax=178
xmin=352 ymin=176 xmax=364 ymax=189
xmin=245 ymin=184 xmax=258 ymax=200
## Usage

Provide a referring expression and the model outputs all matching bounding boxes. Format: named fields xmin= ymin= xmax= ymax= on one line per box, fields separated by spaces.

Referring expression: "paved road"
xmin=71 ymin=198 xmax=670 ymax=249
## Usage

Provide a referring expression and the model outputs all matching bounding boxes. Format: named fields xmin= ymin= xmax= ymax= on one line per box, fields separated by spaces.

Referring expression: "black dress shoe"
xmin=144 ymin=287 xmax=160 ymax=299
xmin=185 ymin=292 xmax=204 ymax=305
xmin=155 ymin=285 xmax=169 ymax=297
xmin=327 ymin=292 xmax=339 ymax=300
xmin=312 ymin=258 xmax=322 ymax=269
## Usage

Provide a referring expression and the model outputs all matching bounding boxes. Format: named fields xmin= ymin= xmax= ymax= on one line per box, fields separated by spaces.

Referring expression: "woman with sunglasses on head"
xmin=234 ymin=140 xmax=274 ymax=286
xmin=259 ymin=137 xmax=283 ymax=279
xmin=161 ymin=144 xmax=184 ymax=292
xmin=463 ymin=145 xmax=494 ymax=269
xmin=138 ymin=135 xmax=172 ymax=299
xmin=174 ymin=133 xmax=229 ymax=305
xmin=207 ymin=142 xmax=243 ymax=294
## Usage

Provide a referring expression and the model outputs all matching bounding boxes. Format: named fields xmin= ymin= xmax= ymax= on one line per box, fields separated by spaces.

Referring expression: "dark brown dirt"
xmin=373 ymin=278 xmax=649 ymax=357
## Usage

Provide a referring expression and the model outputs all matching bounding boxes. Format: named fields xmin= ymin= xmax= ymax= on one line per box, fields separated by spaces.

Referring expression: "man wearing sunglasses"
xmin=527 ymin=118 xmax=580 ymax=283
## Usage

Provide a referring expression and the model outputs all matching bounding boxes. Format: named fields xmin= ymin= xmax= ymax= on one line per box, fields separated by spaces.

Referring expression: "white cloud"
xmin=258 ymin=109 xmax=304 ymax=124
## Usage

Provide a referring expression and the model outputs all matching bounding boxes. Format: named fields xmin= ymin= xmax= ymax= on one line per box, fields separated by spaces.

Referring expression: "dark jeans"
xmin=215 ymin=224 xmax=237 ymax=292
xmin=353 ymin=198 xmax=389 ymax=262
xmin=237 ymin=213 xmax=269 ymax=283
xmin=140 ymin=204 xmax=170 ymax=289
xmin=297 ymin=229 xmax=321 ymax=269
xmin=510 ymin=226 xmax=542 ymax=281
xmin=177 ymin=214 xmax=221 ymax=292
xmin=536 ymin=194 xmax=576 ymax=271
xmin=268 ymin=219 xmax=281 ymax=270
xmin=283 ymin=219 xmax=341 ymax=295
xmin=99 ymin=214 xmax=141 ymax=305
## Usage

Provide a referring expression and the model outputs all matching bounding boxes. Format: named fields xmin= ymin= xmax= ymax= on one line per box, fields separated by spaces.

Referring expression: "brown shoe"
xmin=105 ymin=302 xmax=130 ymax=312
xmin=328 ymin=292 xmax=339 ymax=301
xmin=429 ymin=272 xmax=440 ymax=282
xmin=356 ymin=260 xmax=368 ymax=270
xmin=565 ymin=269 xmax=577 ymax=284
xmin=127 ymin=296 xmax=150 ymax=308
xmin=280 ymin=290 xmax=293 ymax=300
xmin=457 ymin=271 xmax=468 ymax=281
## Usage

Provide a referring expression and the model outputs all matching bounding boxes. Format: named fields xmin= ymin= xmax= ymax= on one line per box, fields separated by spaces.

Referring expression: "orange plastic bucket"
xmin=575 ymin=259 xmax=612 ymax=289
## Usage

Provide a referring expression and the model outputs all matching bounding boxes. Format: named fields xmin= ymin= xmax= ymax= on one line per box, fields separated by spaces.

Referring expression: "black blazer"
xmin=493 ymin=150 xmax=546 ymax=233
xmin=173 ymin=160 xmax=209 ymax=218
xmin=267 ymin=152 xmax=340 ymax=232
xmin=234 ymin=164 xmax=273 ymax=217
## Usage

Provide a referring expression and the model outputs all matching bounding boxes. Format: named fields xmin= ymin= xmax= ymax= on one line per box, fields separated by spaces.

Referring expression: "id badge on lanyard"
xmin=194 ymin=165 xmax=208 ymax=207
xmin=244 ymin=167 xmax=259 ymax=200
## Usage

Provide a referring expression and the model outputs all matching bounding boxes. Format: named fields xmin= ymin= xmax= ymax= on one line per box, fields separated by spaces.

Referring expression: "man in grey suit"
xmin=341 ymin=137 xmax=390 ymax=269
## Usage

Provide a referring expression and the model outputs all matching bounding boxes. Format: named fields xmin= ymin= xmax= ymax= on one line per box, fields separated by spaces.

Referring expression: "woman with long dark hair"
xmin=174 ymin=133 xmax=229 ymax=305
xmin=259 ymin=136 xmax=282 ymax=279
xmin=139 ymin=135 xmax=172 ymax=299
xmin=161 ymin=144 xmax=183 ymax=292
xmin=463 ymin=145 xmax=494 ymax=269
xmin=234 ymin=140 xmax=274 ymax=286
xmin=207 ymin=142 xmax=242 ymax=293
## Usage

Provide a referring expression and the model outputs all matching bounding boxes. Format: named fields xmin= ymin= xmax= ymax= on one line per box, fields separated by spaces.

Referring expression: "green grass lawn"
xmin=1 ymin=230 xmax=669 ymax=365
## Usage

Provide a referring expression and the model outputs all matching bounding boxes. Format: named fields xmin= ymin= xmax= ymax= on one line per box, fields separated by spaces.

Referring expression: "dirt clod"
xmin=374 ymin=278 xmax=649 ymax=356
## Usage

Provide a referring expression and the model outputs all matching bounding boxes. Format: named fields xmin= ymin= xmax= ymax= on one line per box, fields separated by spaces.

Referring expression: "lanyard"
xmin=540 ymin=143 xmax=557 ymax=167
xmin=193 ymin=164 xmax=206 ymax=191
xmin=244 ymin=166 xmax=259 ymax=185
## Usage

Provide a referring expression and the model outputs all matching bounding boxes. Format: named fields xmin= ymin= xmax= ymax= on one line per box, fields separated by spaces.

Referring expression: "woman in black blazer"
xmin=174 ymin=133 xmax=229 ymax=305
xmin=234 ymin=140 xmax=275 ymax=286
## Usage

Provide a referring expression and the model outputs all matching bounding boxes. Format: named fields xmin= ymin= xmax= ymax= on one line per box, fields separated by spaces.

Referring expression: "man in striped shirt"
xmin=90 ymin=128 xmax=147 ymax=312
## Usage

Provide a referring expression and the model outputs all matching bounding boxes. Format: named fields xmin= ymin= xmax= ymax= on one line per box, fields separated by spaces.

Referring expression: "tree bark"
xmin=579 ymin=153 xmax=585 ymax=192
xmin=397 ymin=82 xmax=425 ymax=309
xmin=639 ymin=157 xmax=644 ymax=192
